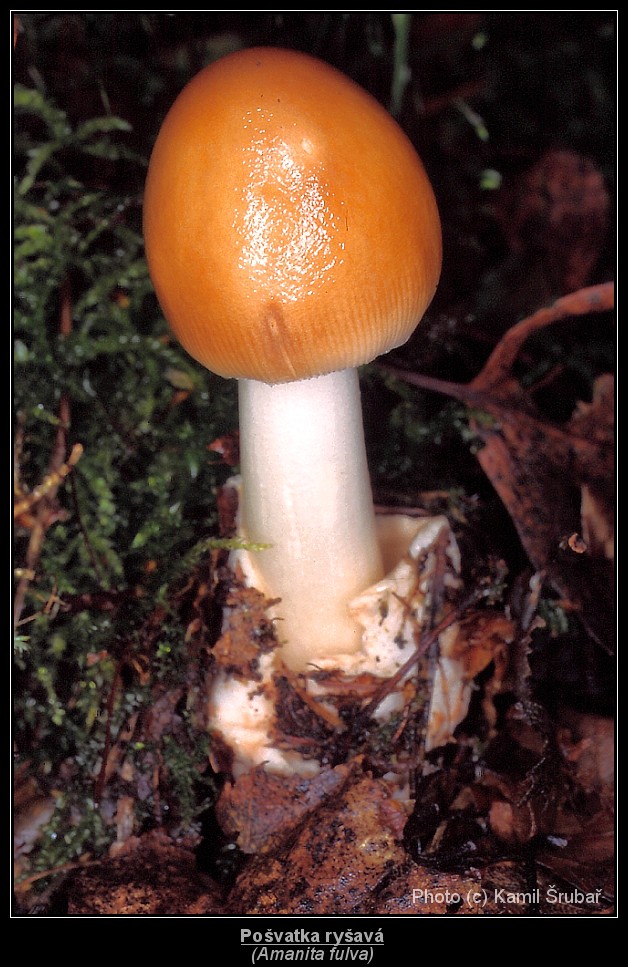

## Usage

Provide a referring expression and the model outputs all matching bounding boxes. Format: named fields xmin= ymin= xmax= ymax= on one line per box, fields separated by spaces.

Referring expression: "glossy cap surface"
xmin=144 ymin=47 xmax=442 ymax=383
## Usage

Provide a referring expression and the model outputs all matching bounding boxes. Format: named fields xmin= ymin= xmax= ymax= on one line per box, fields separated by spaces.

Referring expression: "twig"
xmin=93 ymin=662 xmax=122 ymax=806
xmin=419 ymin=78 xmax=485 ymax=119
xmin=68 ymin=470 xmax=106 ymax=585
xmin=380 ymin=283 xmax=615 ymax=484
xmin=15 ymin=857 xmax=98 ymax=890
xmin=470 ymin=282 xmax=614 ymax=392
xmin=359 ymin=585 xmax=484 ymax=723
xmin=379 ymin=364 xmax=494 ymax=407
xmin=13 ymin=278 xmax=74 ymax=629
xmin=382 ymin=283 xmax=614 ymax=408
xmin=13 ymin=443 xmax=83 ymax=519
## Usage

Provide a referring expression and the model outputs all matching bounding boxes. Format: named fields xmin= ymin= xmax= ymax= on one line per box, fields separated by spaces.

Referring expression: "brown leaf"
xmin=211 ymin=583 xmax=279 ymax=680
xmin=496 ymin=150 xmax=610 ymax=294
xmin=567 ymin=374 xmax=615 ymax=560
xmin=470 ymin=409 xmax=614 ymax=650
xmin=472 ymin=352 xmax=614 ymax=649
xmin=481 ymin=859 xmax=612 ymax=915
xmin=446 ymin=610 xmax=513 ymax=680
xmin=375 ymin=863 xmax=484 ymax=915
xmin=215 ymin=762 xmax=357 ymax=855
xmin=227 ymin=773 xmax=407 ymax=914
xmin=208 ymin=430 xmax=240 ymax=467
xmin=383 ymin=284 xmax=615 ymax=650
xmin=464 ymin=701 xmax=563 ymax=848
xmin=537 ymin=821 xmax=615 ymax=900
xmin=357 ymin=854 xmax=612 ymax=915
xmin=68 ymin=830 xmax=224 ymax=915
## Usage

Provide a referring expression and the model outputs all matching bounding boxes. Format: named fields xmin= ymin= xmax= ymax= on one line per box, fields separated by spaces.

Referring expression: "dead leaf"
xmin=208 ymin=430 xmax=240 ymax=467
xmin=383 ymin=283 xmax=615 ymax=651
xmin=443 ymin=608 xmax=513 ymax=733
xmin=496 ymin=150 xmax=610 ymax=294
xmin=226 ymin=773 xmax=407 ymax=915
xmin=374 ymin=863 xmax=484 ymax=914
xmin=68 ymin=830 xmax=224 ymax=915
xmin=211 ymin=583 xmax=279 ymax=680
xmin=215 ymin=761 xmax=357 ymax=855
xmin=567 ymin=373 xmax=615 ymax=560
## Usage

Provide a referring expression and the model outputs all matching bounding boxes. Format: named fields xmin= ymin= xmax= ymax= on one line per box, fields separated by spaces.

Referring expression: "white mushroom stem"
xmin=237 ymin=368 xmax=384 ymax=671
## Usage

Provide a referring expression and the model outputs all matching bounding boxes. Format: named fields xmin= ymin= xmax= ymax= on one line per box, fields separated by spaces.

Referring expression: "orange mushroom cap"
xmin=144 ymin=47 xmax=442 ymax=384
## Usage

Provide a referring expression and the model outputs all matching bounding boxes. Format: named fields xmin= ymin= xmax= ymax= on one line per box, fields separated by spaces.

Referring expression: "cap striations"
xmin=144 ymin=46 xmax=441 ymax=384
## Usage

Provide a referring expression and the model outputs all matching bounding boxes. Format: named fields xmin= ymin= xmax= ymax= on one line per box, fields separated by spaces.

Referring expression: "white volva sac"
xmin=209 ymin=510 xmax=473 ymax=778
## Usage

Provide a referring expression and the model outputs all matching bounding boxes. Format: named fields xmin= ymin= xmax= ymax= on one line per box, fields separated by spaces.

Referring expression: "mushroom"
xmin=143 ymin=46 xmax=441 ymax=673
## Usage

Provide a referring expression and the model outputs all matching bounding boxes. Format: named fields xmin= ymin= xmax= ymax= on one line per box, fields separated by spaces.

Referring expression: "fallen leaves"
xmin=384 ymin=282 xmax=615 ymax=652
xmin=496 ymin=150 xmax=610 ymax=296
xmin=215 ymin=762 xmax=358 ymax=855
xmin=211 ymin=583 xmax=279 ymax=680
xmin=225 ymin=771 xmax=407 ymax=915
xmin=16 ymin=277 xmax=615 ymax=918
xmin=45 ymin=550 xmax=614 ymax=916
xmin=67 ymin=830 xmax=224 ymax=916
xmin=17 ymin=277 xmax=616 ymax=913
xmin=188 ymin=546 xmax=615 ymax=916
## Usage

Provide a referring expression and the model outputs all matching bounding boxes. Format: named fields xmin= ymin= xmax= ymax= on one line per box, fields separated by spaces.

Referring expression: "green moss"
xmin=13 ymin=68 xmax=232 ymax=881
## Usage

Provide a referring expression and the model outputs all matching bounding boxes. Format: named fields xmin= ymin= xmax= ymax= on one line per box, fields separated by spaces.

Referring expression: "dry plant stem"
xmin=381 ymin=282 xmax=615 ymax=466
xmin=93 ymin=662 xmax=122 ymax=806
xmin=359 ymin=585 xmax=482 ymax=723
xmin=382 ymin=282 xmax=614 ymax=405
xmin=14 ymin=424 xmax=68 ymax=628
xmin=470 ymin=282 xmax=614 ymax=392
xmin=382 ymin=364 xmax=608 ymax=483
xmin=238 ymin=369 xmax=385 ymax=670
xmin=68 ymin=468 xmax=105 ymax=584
xmin=14 ymin=279 xmax=73 ymax=629
xmin=15 ymin=859 xmax=98 ymax=889
xmin=13 ymin=443 xmax=83 ymax=521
